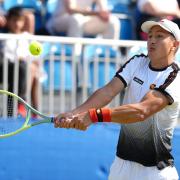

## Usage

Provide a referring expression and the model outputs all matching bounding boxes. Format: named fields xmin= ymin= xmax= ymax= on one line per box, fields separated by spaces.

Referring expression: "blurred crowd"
xmin=0 ymin=0 xmax=180 ymax=40
xmin=1 ymin=0 xmax=180 ymax=40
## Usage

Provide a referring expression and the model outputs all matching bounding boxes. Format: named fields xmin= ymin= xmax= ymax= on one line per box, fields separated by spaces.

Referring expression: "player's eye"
xmin=156 ymin=34 xmax=163 ymax=38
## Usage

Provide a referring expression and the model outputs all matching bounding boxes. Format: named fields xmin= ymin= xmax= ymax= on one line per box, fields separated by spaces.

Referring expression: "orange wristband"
xmin=95 ymin=108 xmax=111 ymax=122
xmin=89 ymin=108 xmax=98 ymax=123
xmin=101 ymin=108 xmax=111 ymax=122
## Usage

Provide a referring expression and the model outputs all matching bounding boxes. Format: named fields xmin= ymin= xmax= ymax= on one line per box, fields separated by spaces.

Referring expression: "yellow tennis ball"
xmin=29 ymin=41 xmax=43 ymax=56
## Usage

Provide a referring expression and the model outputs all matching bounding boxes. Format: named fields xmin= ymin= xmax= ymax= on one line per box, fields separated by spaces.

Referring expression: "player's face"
xmin=147 ymin=26 xmax=176 ymax=61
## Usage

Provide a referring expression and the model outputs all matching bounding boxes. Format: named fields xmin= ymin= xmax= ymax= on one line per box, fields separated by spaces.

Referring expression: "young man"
xmin=54 ymin=19 xmax=180 ymax=180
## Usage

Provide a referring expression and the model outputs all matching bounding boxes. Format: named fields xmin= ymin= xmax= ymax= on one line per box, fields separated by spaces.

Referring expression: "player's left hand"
xmin=70 ymin=112 xmax=92 ymax=130
xmin=54 ymin=111 xmax=92 ymax=131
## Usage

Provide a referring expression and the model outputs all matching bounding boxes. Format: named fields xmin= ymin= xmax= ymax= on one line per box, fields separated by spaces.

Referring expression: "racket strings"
xmin=0 ymin=118 xmax=24 ymax=135
xmin=0 ymin=94 xmax=27 ymax=135
xmin=7 ymin=96 xmax=14 ymax=117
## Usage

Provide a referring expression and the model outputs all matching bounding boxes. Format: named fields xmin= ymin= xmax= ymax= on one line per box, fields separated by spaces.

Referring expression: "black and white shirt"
xmin=115 ymin=54 xmax=180 ymax=169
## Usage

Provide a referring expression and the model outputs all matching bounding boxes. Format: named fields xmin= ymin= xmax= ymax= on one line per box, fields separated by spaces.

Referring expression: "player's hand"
xmin=69 ymin=111 xmax=92 ymax=131
xmin=54 ymin=112 xmax=74 ymax=128
xmin=54 ymin=111 xmax=92 ymax=131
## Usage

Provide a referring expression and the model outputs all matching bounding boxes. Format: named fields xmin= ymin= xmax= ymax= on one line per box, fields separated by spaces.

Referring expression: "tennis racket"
xmin=0 ymin=90 xmax=54 ymax=138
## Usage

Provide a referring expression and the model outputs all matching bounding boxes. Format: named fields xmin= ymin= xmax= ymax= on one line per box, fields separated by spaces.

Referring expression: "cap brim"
xmin=141 ymin=21 xmax=171 ymax=34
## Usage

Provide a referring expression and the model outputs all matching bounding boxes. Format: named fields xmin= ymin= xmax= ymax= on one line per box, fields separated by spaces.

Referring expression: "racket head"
xmin=0 ymin=90 xmax=53 ymax=138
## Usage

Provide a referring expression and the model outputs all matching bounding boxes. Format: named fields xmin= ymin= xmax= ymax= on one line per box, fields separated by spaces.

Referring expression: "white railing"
xmin=0 ymin=33 xmax=147 ymax=116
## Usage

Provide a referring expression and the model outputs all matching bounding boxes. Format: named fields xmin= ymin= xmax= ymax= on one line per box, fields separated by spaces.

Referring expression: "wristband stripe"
xmin=96 ymin=108 xmax=103 ymax=122
xmin=89 ymin=108 xmax=112 ymax=123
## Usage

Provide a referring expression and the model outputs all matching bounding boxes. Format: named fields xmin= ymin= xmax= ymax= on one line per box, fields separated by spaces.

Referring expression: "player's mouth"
xmin=148 ymin=47 xmax=155 ymax=52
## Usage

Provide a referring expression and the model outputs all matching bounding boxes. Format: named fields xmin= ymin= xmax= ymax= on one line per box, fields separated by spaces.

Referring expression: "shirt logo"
xmin=133 ymin=77 xmax=144 ymax=85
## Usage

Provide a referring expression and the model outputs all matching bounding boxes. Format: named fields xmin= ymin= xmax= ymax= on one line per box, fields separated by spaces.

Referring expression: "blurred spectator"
xmin=21 ymin=9 xmax=35 ymax=34
xmin=45 ymin=0 xmax=120 ymax=39
xmin=0 ymin=0 xmax=6 ymax=28
xmin=0 ymin=0 xmax=35 ymax=34
xmin=0 ymin=6 xmax=40 ymax=111
xmin=0 ymin=14 xmax=6 ymax=28
xmin=136 ymin=0 xmax=180 ymax=40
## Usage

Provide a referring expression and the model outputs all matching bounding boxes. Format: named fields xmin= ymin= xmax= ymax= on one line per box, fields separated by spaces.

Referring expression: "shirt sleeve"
xmin=163 ymin=74 xmax=180 ymax=104
xmin=115 ymin=55 xmax=142 ymax=88
xmin=154 ymin=68 xmax=180 ymax=105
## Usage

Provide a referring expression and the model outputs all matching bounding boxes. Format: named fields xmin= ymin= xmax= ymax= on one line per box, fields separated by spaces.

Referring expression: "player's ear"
xmin=177 ymin=41 xmax=180 ymax=47
xmin=171 ymin=41 xmax=179 ymax=51
xmin=174 ymin=41 xmax=179 ymax=48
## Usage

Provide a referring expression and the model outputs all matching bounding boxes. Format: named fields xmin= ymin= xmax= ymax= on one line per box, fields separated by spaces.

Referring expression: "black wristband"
xmin=96 ymin=108 xmax=103 ymax=122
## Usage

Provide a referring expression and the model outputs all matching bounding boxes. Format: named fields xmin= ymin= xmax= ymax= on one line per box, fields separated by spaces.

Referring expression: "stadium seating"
xmin=111 ymin=2 xmax=134 ymax=40
xmin=107 ymin=0 xmax=131 ymax=11
xmin=3 ymin=0 xmax=41 ymax=10
xmin=112 ymin=3 xmax=130 ymax=14
xmin=42 ymin=43 xmax=74 ymax=92
xmin=81 ymin=45 xmax=120 ymax=93
xmin=45 ymin=0 xmax=58 ymax=20
xmin=119 ymin=18 xmax=134 ymax=40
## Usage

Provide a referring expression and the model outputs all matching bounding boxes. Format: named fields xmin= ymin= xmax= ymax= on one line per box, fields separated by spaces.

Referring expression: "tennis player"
xmin=55 ymin=19 xmax=180 ymax=180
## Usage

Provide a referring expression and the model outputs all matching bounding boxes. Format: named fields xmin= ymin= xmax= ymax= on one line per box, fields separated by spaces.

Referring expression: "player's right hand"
xmin=54 ymin=111 xmax=92 ymax=131
xmin=54 ymin=112 xmax=74 ymax=128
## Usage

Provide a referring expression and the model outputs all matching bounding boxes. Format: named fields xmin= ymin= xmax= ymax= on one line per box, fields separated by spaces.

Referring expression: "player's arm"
xmin=110 ymin=89 xmax=169 ymax=124
xmin=72 ymin=89 xmax=169 ymax=130
xmin=54 ymin=77 xmax=125 ymax=127
xmin=72 ymin=77 xmax=125 ymax=114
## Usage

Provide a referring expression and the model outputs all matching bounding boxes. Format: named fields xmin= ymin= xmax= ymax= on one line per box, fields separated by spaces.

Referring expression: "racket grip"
xmin=51 ymin=117 xmax=54 ymax=123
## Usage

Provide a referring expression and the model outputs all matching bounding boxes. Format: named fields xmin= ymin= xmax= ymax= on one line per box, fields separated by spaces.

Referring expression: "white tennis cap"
xmin=141 ymin=19 xmax=180 ymax=41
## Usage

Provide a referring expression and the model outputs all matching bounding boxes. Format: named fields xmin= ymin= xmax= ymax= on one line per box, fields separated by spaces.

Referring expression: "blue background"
xmin=0 ymin=124 xmax=179 ymax=180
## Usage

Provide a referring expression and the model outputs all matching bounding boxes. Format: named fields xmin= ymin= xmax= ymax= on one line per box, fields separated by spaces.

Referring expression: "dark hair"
xmin=6 ymin=6 xmax=24 ymax=19
xmin=177 ymin=0 xmax=180 ymax=8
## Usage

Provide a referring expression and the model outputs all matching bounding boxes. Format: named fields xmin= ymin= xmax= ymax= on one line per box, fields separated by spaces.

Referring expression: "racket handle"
xmin=51 ymin=117 xmax=54 ymax=123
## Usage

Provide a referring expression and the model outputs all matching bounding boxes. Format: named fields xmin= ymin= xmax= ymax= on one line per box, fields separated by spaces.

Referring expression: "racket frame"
xmin=0 ymin=90 xmax=54 ymax=138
